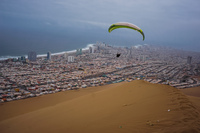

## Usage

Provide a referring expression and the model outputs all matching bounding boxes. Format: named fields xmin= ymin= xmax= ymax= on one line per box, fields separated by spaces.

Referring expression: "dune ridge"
xmin=0 ymin=80 xmax=200 ymax=133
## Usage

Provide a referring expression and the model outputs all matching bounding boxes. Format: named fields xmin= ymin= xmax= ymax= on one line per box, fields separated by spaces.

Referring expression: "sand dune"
xmin=180 ymin=86 xmax=200 ymax=97
xmin=0 ymin=80 xmax=200 ymax=133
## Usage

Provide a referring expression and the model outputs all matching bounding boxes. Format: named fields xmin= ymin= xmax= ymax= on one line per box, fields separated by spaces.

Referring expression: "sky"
xmin=1 ymin=0 xmax=200 ymax=56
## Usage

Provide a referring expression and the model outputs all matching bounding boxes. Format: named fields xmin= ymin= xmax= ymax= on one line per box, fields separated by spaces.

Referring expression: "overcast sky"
xmin=1 ymin=0 xmax=200 ymax=54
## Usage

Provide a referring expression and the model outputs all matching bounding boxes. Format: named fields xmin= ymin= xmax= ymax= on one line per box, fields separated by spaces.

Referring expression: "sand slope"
xmin=180 ymin=86 xmax=200 ymax=97
xmin=0 ymin=80 xmax=200 ymax=133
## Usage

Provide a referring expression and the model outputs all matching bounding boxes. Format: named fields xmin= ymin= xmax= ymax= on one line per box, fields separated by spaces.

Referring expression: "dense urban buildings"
xmin=0 ymin=43 xmax=200 ymax=102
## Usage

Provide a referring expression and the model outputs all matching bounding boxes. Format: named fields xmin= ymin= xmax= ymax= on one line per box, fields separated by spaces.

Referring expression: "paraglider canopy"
xmin=108 ymin=22 xmax=145 ymax=40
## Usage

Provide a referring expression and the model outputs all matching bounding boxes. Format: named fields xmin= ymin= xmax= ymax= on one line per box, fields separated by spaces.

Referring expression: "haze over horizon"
xmin=1 ymin=0 xmax=200 ymax=56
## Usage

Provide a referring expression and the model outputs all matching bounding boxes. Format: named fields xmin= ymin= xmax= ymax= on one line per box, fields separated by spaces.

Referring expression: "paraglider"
xmin=116 ymin=53 xmax=121 ymax=57
xmin=108 ymin=22 xmax=145 ymax=40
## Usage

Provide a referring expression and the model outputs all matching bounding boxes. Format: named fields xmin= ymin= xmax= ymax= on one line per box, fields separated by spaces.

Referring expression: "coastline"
xmin=0 ymin=43 xmax=95 ymax=61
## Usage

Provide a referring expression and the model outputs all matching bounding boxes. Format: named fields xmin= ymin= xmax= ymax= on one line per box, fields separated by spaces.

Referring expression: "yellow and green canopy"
xmin=108 ymin=22 xmax=145 ymax=40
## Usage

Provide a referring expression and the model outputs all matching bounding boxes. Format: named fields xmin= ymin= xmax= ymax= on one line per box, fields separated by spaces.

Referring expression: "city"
xmin=0 ymin=43 xmax=200 ymax=102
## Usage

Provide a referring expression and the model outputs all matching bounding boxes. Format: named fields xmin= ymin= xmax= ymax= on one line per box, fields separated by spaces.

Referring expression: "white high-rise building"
xmin=68 ymin=56 xmax=74 ymax=62
xmin=89 ymin=47 xmax=95 ymax=53
xmin=47 ymin=51 xmax=51 ymax=60
xmin=64 ymin=53 xmax=68 ymax=59
xmin=28 ymin=51 xmax=37 ymax=61
xmin=187 ymin=56 xmax=192 ymax=64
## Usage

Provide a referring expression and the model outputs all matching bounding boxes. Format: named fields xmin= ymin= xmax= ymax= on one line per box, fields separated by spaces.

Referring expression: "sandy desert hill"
xmin=0 ymin=80 xmax=200 ymax=133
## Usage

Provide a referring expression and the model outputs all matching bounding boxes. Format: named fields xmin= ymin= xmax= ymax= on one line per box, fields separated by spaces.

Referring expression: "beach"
xmin=0 ymin=80 xmax=200 ymax=133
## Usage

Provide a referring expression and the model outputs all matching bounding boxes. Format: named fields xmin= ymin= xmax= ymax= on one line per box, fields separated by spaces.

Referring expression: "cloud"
xmin=77 ymin=20 xmax=109 ymax=29
xmin=45 ymin=22 xmax=52 ymax=26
